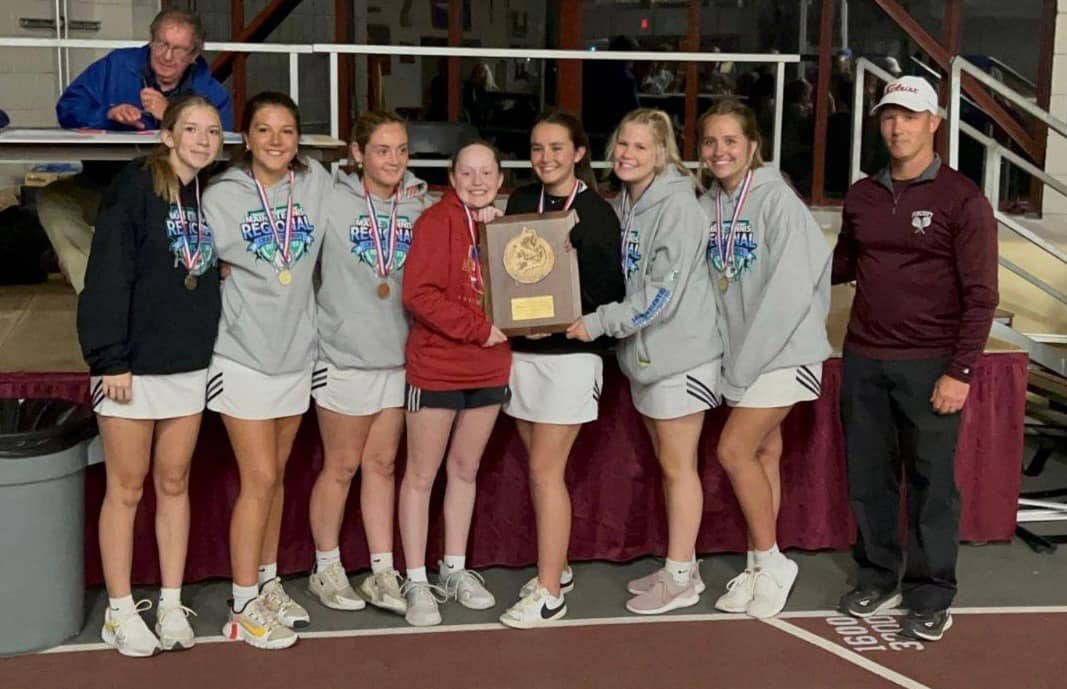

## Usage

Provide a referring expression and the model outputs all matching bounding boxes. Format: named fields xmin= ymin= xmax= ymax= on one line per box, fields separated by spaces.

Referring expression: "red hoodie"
xmin=402 ymin=191 xmax=511 ymax=390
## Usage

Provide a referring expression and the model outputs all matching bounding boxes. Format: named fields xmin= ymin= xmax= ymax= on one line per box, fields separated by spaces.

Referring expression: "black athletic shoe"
xmin=838 ymin=587 xmax=903 ymax=618
xmin=900 ymin=610 xmax=953 ymax=641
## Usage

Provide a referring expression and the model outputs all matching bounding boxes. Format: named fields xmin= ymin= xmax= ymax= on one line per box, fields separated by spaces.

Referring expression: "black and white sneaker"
xmin=900 ymin=610 xmax=953 ymax=641
xmin=518 ymin=566 xmax=574 ymax=598
xmin=838 ymin=587 xmax=903 ymax=618
xmin=499 ymin=585 xmax=567 ymax=630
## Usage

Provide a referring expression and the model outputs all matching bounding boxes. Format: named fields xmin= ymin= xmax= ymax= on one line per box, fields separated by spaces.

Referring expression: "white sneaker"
xmin=745 ymin=558 xmax=799 ymax=619
xmin=500 ymin=585 xmax=567 ymax=630
xmin=401 ymin=580 xmax=447 ymax=627
xmin=223 ymin=597 xmax=298 ymax=650
xmin=155 ymin=603 xmax=196 ymax=650
xmin=627 ymin=561 xmax=706 ymax=595
xmin=101 ymin=600 xmax=162 ymax=658
xmin=714 ymin=569 xmax=756 ymax=613
xmin=518 ymin=566 xmax=574 ymax=598
xmin=438 ymin=564 xmax=496 ymax=610
xmin=308 ymin=561 xmax=366 ymax=611
xmin=359 ymin=569 xmax=407 ymax=614
xmin=260 ymin=577 xmax=311 ymax=628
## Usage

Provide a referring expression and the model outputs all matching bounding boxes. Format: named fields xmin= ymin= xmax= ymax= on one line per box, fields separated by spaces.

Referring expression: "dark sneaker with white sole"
xmin=838 ymin=587 xmax=903 ymax=618
xmin=900 ymin=610 xmax=953 ymax=641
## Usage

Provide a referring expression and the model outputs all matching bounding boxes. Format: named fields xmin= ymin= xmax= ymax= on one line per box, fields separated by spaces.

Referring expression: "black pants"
xmin=840 ymin=350 xmax=962 ymax=613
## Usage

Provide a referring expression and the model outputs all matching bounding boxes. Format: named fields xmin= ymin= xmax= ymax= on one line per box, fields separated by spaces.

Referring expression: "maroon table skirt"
xmin=0 ymin=353 xmax=1027 ymax=586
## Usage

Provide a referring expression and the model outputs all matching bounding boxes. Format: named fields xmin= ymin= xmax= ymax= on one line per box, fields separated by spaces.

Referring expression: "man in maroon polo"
xmin=832 ymin=76 xmax=998 ymax=641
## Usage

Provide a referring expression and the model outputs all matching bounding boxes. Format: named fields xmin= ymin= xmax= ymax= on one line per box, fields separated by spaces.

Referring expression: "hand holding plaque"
xmin=477 ymin=210 xmax=582 ymax=336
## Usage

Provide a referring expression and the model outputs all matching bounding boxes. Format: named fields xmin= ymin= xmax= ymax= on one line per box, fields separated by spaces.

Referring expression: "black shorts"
xmin=405 ymin=384 xmax=510 ymax=412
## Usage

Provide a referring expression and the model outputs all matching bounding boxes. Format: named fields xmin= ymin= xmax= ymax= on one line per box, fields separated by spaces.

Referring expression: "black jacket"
xmin=504 ymin=183 xmax=625 ymax=355
xmin=77 ymin=160 xmax=221 ymax=376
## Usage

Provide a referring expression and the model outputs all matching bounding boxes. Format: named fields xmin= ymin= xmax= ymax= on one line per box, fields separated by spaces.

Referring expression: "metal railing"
xmin=0 ymin=36 xmax=799 ymax=170
xmin=852 ymin=57 xmax=1067 ymax=375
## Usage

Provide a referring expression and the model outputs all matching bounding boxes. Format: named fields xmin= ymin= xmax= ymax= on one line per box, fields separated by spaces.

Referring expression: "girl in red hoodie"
xmin=399 ymin=141 xmax=511 ymax=626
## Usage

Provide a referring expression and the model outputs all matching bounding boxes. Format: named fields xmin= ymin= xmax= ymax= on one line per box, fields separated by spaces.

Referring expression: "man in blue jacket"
xmin=40 ymin=8 xmax=232 ymax=293
xmin=56 ymin=8 xmax=232 ymax=130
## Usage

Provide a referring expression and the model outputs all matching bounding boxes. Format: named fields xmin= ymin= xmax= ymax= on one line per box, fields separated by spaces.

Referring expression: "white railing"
xmin=0 ymin=36 xmax=798 ymax=170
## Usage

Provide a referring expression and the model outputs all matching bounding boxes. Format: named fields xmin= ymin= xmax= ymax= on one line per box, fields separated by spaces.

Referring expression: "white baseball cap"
xmin=873 ymin=76 xmax=939 ymax=115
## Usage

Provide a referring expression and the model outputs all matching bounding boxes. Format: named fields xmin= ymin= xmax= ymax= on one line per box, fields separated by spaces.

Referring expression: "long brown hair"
xmin=232 ymin=91 xmax=307 ymax=173
xmin=145 ymin=93 xmax=219 ymax=203
xmin=604 ymin=108 xmax=692 ymax=183
xmin=697 ymin=98 xmax=764 ymax=189
xmin=531 ymin=110 xmax=597 ymax=191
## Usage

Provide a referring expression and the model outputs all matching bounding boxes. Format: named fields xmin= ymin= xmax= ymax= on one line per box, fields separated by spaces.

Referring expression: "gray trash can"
xmin=0 ymin=398 xmax=95 ymax=655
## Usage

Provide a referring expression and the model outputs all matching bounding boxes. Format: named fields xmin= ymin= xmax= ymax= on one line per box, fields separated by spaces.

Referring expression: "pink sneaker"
xmin=625 ymin=573 xmax=700 ymax=615
xmin=626 ymin=563 xmax=705 ymax=595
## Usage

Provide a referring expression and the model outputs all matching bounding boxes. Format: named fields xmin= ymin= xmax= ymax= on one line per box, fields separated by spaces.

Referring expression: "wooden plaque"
xmin=478 ymin=210 xmax=582 ymax=336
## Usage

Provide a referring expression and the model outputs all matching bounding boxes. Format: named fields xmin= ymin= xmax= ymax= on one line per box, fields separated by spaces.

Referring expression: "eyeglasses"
xmin=150 ymin=40 xmax=194 ymax=60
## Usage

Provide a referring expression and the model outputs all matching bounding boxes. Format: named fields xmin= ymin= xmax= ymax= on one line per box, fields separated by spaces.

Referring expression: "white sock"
xmin=159 ymin=587 xmax=181 ymax=609
xmin=108 ymin=595 xmax=134 ymax=614
xmin=407 ymin=567 xmax=428 ymax=583
xmin=232 ymin=584 xmax=259 ymax=612
xmin=546 ymin=591 xmax=565 ymax=607
xmin=370 ymin=552 xmax=394 ymax=574
xmin=665 ymin=558 xmax=692 ymax=585
xmin=753 ymin=545 xmax=784 ymax=569
xmin=746 ymin=550 xmax=756 ymax=570
xmin=443 ymin=555 xmax=466 ymax=572
xmin=257 ymin=562 xmax=278 ymax=586
xmin=315 ymin=548 xmax=341 ymax=572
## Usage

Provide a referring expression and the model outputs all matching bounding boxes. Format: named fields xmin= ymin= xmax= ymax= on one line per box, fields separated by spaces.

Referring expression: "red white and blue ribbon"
xmin=714 ymin=170 xmax=754 ymax=278
xmin=173 ymin=176 xmax=203 ymax=273
xmin=364 ymin=181 xmax=399 ymax=278
xmin=538 ymin=179 xmax=586 ymax=214
xmin=252 ymin=169 xmax=295 ymax=268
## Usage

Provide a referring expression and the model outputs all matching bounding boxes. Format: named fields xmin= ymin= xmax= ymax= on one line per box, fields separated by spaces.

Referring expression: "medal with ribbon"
xmin=174 ymin=176 xmax=204 ymax=291
xmin=713 ymin=169 xmax=754 ymax=292
xmin=364 ymin=181 xmax=399 ymax=299
xmin=252 ymin=169 xmax=296 ymax=286
xmin=538 ymin=179 xmax=586 ymax=214
xmin=462 ymin=204 xmax=484 ymax=299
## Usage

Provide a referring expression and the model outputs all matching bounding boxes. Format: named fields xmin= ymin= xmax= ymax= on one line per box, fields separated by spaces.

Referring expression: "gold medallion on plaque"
xmin=502 ymin=227 xmax=555 ymax=285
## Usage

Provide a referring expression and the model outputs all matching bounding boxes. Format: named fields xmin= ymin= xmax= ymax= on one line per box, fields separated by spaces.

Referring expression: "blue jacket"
xmin=56 ymin=45 xmax=233 ymax=131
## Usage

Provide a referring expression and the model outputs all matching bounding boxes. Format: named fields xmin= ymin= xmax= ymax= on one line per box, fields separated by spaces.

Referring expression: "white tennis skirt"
xmin=629 ymin=360 xmax=721 ymax=420
xmin=311 ymin=364 xmax=406 ymax=416
xmin=205 ymin=355 xmax=313 ymax=420
xmin=725 ymin=363 xmax=823 ymax=408
xmin=505 ymin=352 xmax=604 ymax=425
xmin=91 ymin=369 xmax=208 ymax=420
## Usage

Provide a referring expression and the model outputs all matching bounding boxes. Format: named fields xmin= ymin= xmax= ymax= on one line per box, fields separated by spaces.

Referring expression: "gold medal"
xmin=184 ymin=274 xmax=197 ymax=291
xmin=278 ymin=269 xmax=293 ymax=286
xmin=377 ymin=281 xmax=390 ymax=299
xmin=503 ymin=227 xmax=555 ymax=284
xmin=719 ymin=275 xmax=729 ymax=292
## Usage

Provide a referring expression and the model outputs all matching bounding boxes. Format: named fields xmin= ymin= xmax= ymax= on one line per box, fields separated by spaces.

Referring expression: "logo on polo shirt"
xmin=911 ymin=210 xmax=933 ymax=235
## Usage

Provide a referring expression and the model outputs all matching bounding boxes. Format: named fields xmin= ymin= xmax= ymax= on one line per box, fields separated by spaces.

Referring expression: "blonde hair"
xmin=604 ymin=108 xmax=693 ymax=183
xmin=146 ymin=94 xmax=219 ymax=203
xmin=697 ymin=98 xmax=764 ymax=189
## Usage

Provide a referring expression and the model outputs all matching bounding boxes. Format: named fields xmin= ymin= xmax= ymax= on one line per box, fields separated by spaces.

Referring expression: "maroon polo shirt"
xmin=831 ymin=156 xmax=999 ymax=383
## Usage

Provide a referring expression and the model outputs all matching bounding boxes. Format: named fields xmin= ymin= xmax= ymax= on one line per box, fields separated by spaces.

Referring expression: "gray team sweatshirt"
xmin=203 ymin=158 xmax=332 ymax=374
xmin=316 ymin=169 xmax=431 ymax=370
xmin=699 ymin=166 xmax=832 ymax=398
xmin=583 ymin=166 xmax=721 ymax=385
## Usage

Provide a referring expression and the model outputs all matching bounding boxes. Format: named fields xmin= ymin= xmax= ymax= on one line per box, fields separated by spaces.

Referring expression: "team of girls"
xmin=79 ymin=92 xmax=828 ymax=655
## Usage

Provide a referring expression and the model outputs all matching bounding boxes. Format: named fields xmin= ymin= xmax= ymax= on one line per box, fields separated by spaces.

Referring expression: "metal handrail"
xmin=949 ymin=55 xmax=1067 ymax=169
xmin=314 ymin=43 xmax=796 ymax=168
xmin=0 ymin=36 xmax=798 ymax=170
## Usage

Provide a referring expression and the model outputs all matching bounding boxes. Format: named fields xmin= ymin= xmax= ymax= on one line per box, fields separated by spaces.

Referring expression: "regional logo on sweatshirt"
xmin=240 ymin=204 xmax=316 ymax=268
xmin=623 ymin=226 xmax=642 ymax=280
xmin=707 ymin=220 xmax=758 ymax=277
xmin=166 ymin=204 xmax=216 ymax=276
xmin=349 ymin=214 xmax=415 ymax=270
